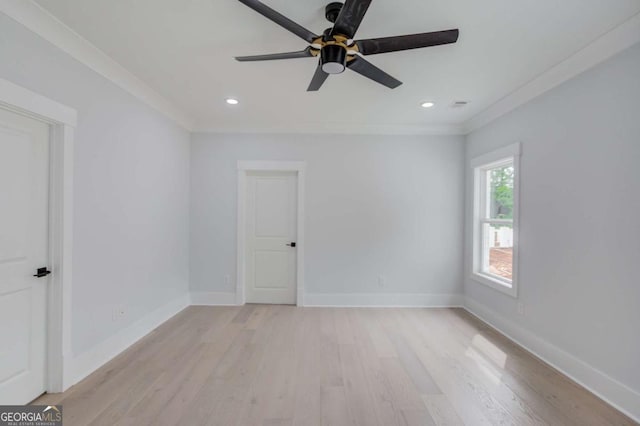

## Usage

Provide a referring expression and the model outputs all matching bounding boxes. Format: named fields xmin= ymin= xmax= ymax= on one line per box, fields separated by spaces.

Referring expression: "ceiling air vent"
xmin=451 ymin=101 xmax=469 ymax=108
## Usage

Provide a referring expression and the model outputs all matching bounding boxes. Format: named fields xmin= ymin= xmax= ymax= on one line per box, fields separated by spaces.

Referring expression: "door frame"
xmin=0 ymin=78 xmax=76 ymax=393
xmin=237 ymin=161 xmax=306 ymax=306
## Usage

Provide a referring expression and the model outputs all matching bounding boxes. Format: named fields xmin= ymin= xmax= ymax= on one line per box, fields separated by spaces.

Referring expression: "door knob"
xmin=286 ymin=242 xmax=297 ymax=247
xmin=34 ymin=267 xmax=51 ymax=278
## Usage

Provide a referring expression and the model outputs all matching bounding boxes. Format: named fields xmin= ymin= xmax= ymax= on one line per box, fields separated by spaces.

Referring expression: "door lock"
xmin=33 ymin=267 xmax=51 ymax=278
xmin=286 ymin=242 xmax=297 ymax=247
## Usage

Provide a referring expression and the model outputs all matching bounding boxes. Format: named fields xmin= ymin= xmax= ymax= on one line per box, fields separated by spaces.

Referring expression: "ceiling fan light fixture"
xmin=320 ymin=44 xmax=346 ymax=74
xmin=322 ymin=62 xmax=345 ymax=74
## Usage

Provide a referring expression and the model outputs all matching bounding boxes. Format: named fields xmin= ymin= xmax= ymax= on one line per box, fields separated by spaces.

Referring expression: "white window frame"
xmin=471 ymin=142 xmax=520 ymax=297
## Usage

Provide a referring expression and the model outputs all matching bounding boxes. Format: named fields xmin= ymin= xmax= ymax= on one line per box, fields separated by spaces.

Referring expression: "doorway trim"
xmin=0 ymin=78 xmax=76 ymax=393
xmin=237 ymin=161 xmax=306 ymax=306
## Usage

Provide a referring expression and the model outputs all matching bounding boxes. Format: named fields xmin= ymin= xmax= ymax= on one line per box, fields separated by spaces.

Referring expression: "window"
xmin=471 ymin=143 xmax=520 ymax=297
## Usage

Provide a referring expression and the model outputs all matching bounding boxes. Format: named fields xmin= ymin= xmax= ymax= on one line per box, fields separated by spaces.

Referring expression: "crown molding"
xmin=0 ymin=0 xmax=195 ymax=130
xmin=192 ymin=122 xmax=465 ymax=136
xmin=462 ymin=12 xmax=640 ymax=134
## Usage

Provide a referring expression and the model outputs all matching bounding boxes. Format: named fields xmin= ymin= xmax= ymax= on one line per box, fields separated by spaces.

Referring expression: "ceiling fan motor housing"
xmin=321 ymin=44 xmax=347 ymax=74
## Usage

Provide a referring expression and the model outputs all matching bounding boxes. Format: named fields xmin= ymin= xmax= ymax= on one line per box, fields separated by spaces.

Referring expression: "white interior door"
xmin=0 ymin=108 xmax=49 ymax=404
xmin=245 ymin=171 xmax=297 ymax=305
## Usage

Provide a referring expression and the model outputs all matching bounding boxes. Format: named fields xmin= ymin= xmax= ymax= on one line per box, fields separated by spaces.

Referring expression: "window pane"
xmin=482 ymin=223 xmax=513 ymax=281
xmin=487 ymin=164 xmax=514 ymax=219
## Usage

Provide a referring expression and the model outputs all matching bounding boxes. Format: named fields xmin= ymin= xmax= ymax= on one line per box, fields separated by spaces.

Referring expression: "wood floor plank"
xmin=177 ymin=307 xmax=285 ymax=426
xmin=380 ymin=310 xmax=501 ymax=425
xmin=54 ymin=306 xmax=205 ymax=409
xmin=125 ymin=324 xmax=245 ymax=425
xmin=402 ymin=309 xmax=541 ymax=425
xmin=421 ymin=394 xmax=464 ymax=426
xmin=435 ymin=309 xmax=576 ymax=426
xmin=320 ymin=386 xmax=352 ymax=426
xmin=379 ymin=357 xmax=427 ymax=412
xmin=239 ymin=306 xmax=299 ymax=425
xmin=292 ymin=309 xmax=322 ymax=426
xmin=318 ymin=309 xmax=344 ymax=388
xmin=351 ymin=310 xmax=402 ymax=426
xmin=387 ymin=331 xmax=441 ymax=395
xmin=409 ymin=309 xmax=550 ymax=426
xmin=339 ymin=343 xmax=380 ymax=426
xmin=263 ymin=419 xmax=293 ymax=426
xmin=232 ymin=304 xmax=257 ymax=323
xmin=33 ymin=306 xmax=637 ymax=426
xmin=57 ymin=308 xmax=215 ymax=424
xmin=444 ymin=309 xmax=630 ymax=426
xmin=399 ymin=408 xmax=437 ymax=426
xmin=360 ymin=309 xmax=397 ymax=358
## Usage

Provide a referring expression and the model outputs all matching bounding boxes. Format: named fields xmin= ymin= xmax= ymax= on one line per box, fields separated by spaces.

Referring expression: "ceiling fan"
xmin=234 ymin=0 xmax=459 ymax=91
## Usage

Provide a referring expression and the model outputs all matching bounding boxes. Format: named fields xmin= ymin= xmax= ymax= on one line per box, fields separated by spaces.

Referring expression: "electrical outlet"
xmin=517 ymin=302 xmax=525 ymax=316
xmin=378 ymin=275 xmax=385 ymax=288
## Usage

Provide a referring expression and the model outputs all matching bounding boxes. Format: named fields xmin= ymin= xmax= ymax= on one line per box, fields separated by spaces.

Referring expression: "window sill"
xmin=471 ymin=272 xmax=517 ymax=298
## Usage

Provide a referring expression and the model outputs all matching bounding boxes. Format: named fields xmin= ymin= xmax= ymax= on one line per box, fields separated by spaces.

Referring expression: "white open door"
xmin=0 ymin=108 xmax=49 ymax=404
xmin=245 ymin=171 xmax=297 ymax=305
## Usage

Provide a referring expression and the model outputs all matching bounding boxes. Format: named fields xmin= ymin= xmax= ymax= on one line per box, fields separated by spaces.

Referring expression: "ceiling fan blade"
xmin=330 ymin=0 xmax=372 ymax=39
xmin=356 ymin=29 xmax=459 ymax=55
xmin=237 ymin=0 xmax=318 ymax=43
xmin=236 ymin=47 xmax=315 ymax=62
xmin=346 ymin=56 xmax=402 ymax=89
xmin=307 ymin=64 xmax=329 ymax=91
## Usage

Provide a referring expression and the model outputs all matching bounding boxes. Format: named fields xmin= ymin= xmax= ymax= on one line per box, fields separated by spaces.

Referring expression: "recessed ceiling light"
xmin=226 ymin=98 xmax=239 ymax=105
xmin=421 ymin=101 xmax=435 ymax=108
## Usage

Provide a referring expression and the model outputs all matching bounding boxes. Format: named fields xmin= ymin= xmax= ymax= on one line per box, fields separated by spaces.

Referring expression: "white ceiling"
xmin=35 ymin=0 xmax=640 ymax=133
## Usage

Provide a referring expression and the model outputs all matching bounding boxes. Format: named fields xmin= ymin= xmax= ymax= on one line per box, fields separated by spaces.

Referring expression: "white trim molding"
xmin=464 ymin=298 xmax=640 ymax=423
xmin=463 ymin=12 xmax=640 ymax=134
xmin=0 ymin=0 xmax=195 ymax=130
xmin=189 ymin=291 xmax=464 ymax=308
xmin=0 ymin=78 xmax=77 ymax=126
xmin=304 ymin=293 xmax=464 ymax=308
xmin=193 ymin=123 xmax=464 ymax=136
xmin=69 ymin=294 xmax=190 ymax=386
xmin=48 ymin=123 xmax=75 ymax=392
xmin=0 ymin=77 xmax=76 ymax=392
xmin=237 ymin=160 xmax=307 ymax=173
xmin=237 ymin=161 xmax=306 ymax=306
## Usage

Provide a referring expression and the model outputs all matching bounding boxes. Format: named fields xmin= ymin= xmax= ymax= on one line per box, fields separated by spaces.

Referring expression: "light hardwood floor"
xmin=35 ymin=306 xmax=636 ymax=425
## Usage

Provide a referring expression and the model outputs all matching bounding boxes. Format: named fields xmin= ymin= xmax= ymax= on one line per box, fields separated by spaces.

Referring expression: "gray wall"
xmin=0 ymin=13 xmax=191 ymax=355
xmin=190 ymin=133 xmax=465 ymax=300
xmin=464 ymin=44 xmax=640 ymax=395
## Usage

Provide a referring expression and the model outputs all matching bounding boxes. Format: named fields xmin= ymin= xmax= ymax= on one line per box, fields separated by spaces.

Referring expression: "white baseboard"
xmin=190 ymin=291 xmax=237 ymax=306
xmin=67 ymin=293 xmax=190 ymax=387
xmin=464 ymin=297 xmax=640 ymax=423
xmin=304 ymin=293 xmax=464 ymax=307
xmin=188 ymin=291 xmax=463 ymax=307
